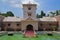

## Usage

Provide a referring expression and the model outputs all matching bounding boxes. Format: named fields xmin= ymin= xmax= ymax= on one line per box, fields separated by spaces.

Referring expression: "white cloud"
xmin=2 ymin=0 xmax=39 ymax=8
xmin=2 ymin=0 xmax=7 ymax=2
xmin=9 ymin=0 xmax=22 ymax=8
xmin=21 ymin=0 xmax=37 ymax=4
xmin=21 ymin=0 xmax=39 ymax=7
xmin=10 ymin=0 xmax=16 ymax=4
xmin=11 ymin=4 xmax=22 ymax=8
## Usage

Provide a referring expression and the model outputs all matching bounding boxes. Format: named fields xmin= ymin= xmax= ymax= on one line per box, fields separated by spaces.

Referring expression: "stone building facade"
xmin=0 ymin=2 xmax=60 ymax=31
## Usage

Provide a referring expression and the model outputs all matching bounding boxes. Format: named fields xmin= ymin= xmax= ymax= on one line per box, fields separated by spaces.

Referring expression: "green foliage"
xmin=50 ymin=12 xmax=55 ymax=17
xmin=37 ymin=10 xmax=60 ymax=17
xmin=0 ymin=13 xmax=8 ymax=17
xmin=55 ymin=10 xmax=60 ymax=16
xmin=36 ymin=14 xmax=41 ymax=18
xmin=36 ymin=10 xmax=46 ymax=18
xmin=0 ymin=11 xmax=14 ymax=17
xmin=7 ymin=11 xmax=14 ymax=16
xmin=40 ymin=10 xmax=46 ymax=18
xmin=49 ymin=10 xmax=60 ymax=17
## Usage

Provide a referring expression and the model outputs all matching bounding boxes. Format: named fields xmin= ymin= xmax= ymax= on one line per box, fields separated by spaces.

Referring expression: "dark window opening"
xmin=38 ymin=29 xmax=44 ymax=31
xmin=40 ymin=24 xmax=42 ymax=26
xmin=16 ymin=29 xmax=21 ymax=31
xmin=7 ymin=28 xmax=14 ymax=31
xmin=8 ymin=24 xmax=11 ymax=26
xmin=28 ymin=13 xmax=31 ymax=16
xmin=17 ymin=24 xmax=19 ymax=26
xmin=46 ymin=28 xmax=53 ymax=31
xmin=28 ymin=7 xmax=31 ymax=10
xmin=1 ymin=28 xmax=5 ymax=31
xmin=49 ymin=24 xmax=51 ymax=26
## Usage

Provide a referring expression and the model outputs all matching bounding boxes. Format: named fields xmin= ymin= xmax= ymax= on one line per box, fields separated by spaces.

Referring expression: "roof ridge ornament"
xmin=29 ymin=0 xmax=31 ymax=4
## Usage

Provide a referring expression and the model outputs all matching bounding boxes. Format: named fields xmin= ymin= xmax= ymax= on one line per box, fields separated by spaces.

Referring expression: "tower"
xmin=23 ymin=2 xmax=37 ymax=19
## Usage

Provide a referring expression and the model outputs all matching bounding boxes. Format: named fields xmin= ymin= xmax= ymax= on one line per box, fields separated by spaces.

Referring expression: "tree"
xmin=7 ymin=11 xmax=14 ymax=16
xmin=56 ymin=10 xmax=60 ymax=16
xmin=36 ymin=14 xmax=41 ymax=18
xmin=50 ymin=12 xmax=55 ymax=17
xmin=49 ymin=10 xmax=60 ymax=17
xmin=0 ymin=13 xmax=7 ymax=17
xmin=36 ymin=10 xmax=46 ymax=18
xmin=40 ymin=10 xmax=46 ymax=18
xmin=0 ymin=11 xmax=14 ymax=17
xmin=56 ymin=10 xmax=59 ymax=16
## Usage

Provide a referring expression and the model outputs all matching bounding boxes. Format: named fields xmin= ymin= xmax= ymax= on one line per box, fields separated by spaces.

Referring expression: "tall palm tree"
xmin=56 ymin=10 xmax=60 ymax=16
xmin=50 ymin=12 xmax=55 ymax=17
xmin=56 ymin=10 xmax=59 ymax=16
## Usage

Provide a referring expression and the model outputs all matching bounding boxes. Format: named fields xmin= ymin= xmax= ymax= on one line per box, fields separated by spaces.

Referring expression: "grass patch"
xmin=0 ymin=34 xmax=60 ymax=40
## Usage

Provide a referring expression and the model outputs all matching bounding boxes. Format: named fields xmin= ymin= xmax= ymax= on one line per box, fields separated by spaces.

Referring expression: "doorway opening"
xmin=26 ymin=24 xmax=33 ymax=31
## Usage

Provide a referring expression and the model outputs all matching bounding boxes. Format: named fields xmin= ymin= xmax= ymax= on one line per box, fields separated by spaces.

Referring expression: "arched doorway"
xmin=26 ymin=24 xmax=33 ymax=31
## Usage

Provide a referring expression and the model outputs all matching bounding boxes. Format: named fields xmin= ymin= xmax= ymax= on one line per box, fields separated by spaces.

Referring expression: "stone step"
xmin=24 ymin=31 xmax=36 ymax=37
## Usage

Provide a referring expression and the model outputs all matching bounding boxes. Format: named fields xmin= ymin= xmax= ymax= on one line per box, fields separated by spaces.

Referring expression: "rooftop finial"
xmin=29 ymin=0 xmax=31 ymax=4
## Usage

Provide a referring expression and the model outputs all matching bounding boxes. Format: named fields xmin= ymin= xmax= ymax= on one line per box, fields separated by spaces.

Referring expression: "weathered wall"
xmin=3 ymin=22 xmax=21 ymax=31
xmin=21 ymin=21 xmax=38 ymax=31
xmin=55 ymin=16 xmax=60 ymax=31
xmin=38 ymin=21 xmax=57 ymax=31
xmin=0 ymin=15 xmax=4 ymax=30
xmin=23 ymin=4 xmax=37 ymax=19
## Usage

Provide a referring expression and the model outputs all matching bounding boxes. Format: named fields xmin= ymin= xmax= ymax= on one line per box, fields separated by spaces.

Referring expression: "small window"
xmin=28 ymin=7 xmax=31 ymax=10
xmin=8 ymin=24 xmax=11 ymax=26
xmin=17 ymin=24 xmax=19 ymax=26
xmin=28 ymin=13 xmax=31 ymax=16
xmin=7 ymin=28 xmax=14 ymax=31
xmin=49 ymin=24 xmax=51 ymax=25
xmin=40 ymin=24 xmax=42 ymax=26
xmin=16 ymin=29 xmax=21 ymax=31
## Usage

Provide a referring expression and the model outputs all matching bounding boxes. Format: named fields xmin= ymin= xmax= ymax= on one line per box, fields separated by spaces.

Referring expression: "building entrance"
xmin=26 ymin=24 xmax=33 ymax=31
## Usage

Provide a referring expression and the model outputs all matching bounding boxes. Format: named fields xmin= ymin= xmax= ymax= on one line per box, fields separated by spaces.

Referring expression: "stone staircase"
xmin=24 ymin=30 xmax=36 ymax=37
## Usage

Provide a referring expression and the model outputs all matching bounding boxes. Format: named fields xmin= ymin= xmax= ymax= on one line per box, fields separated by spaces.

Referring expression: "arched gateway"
xmin=26 ymin=24 xmax=33 ymax=31
xmin=25 ymin=24 xmax=35 ymax=37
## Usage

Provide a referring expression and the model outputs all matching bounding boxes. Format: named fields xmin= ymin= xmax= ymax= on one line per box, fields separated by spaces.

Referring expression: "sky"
xmin=0 ymin=0 xmax=60 ymax=18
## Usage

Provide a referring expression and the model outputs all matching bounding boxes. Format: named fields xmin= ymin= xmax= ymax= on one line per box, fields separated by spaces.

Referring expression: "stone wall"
xmin=3 ymin=22 xmax=21 ymax=31
xmin=38 ymin=21 xmax=57 ymax=31
xmin=21 ymin=21 xmax=38 ymax=31
xmin=0 ymin=15 xmax=4 ymax=31
xmin=55 ymin=15 xmax=60 ymax=31
xmin=23 ymin=4 xmax=37 ymax=19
